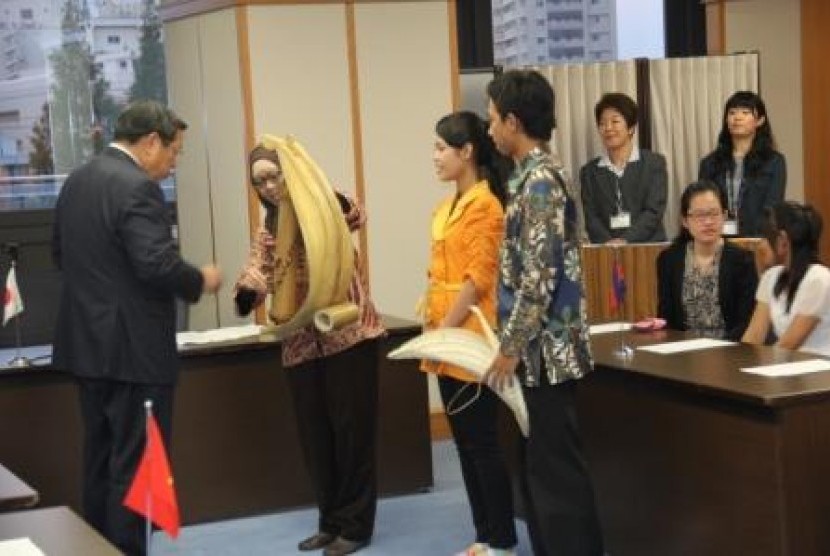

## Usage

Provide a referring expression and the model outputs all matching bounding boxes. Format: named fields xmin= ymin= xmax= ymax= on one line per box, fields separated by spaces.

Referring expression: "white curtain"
xmin=649 ymin=53 xmax=759 ymax=237
xmin=532 ymin=61 xmax=638 ymax=187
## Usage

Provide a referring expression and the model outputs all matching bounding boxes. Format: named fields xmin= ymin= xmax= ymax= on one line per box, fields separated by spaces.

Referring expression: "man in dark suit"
xmin=52 ymin=100 xmax=222 ymax=555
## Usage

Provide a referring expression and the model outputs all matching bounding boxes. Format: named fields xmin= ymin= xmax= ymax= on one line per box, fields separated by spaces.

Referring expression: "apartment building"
xmin=492 ymin=0 xmax=617 ymax=65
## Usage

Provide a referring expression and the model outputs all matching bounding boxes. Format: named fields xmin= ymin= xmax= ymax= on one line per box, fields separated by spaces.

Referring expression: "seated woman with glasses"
xmin=580 ymin=92 xmax=668 ymax=244
xmin=742 ymin=202 xmax=830 ymax=356
xmin=656 ymin=180 xmax=757 ymax=340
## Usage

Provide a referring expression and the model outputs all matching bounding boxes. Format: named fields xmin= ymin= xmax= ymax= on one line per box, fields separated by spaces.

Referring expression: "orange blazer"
xmin=422 ymin=181 xmax=504 ymax=382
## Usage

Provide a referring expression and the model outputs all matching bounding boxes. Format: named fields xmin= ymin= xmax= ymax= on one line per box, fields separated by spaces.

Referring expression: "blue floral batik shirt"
xmin=497 ymin=147 xmax=593 ymax=387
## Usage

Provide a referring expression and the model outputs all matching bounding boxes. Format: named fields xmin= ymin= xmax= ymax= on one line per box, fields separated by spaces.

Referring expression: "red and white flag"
xmin=3 ymin=267 xmax=23 ymax=326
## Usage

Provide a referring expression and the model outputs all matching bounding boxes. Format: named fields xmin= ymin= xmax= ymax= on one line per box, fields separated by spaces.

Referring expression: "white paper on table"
xmin=741 ymin=359 xmax=830 ymax=377
xmin=0 ymin=538 xmax=46 ymax=556
xmin=638 ymin=338 xmax=734 ymax=354
xmin=589 ymin=322 xmax=632 ymax=335
xmin=176 ymin=324 xmax=264 ymax=346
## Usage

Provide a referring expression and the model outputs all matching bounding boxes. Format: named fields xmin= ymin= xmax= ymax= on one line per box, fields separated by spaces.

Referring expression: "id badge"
xmin=610 ymin=211 xmax=631 ymax=230
xmin=722 ymin=219 xmax=738 ymax=236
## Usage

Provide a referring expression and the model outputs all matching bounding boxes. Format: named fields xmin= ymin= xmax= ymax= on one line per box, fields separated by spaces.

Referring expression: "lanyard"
xmin=725 ymin=171 xmax=740 ymax=216
xmin=614 ymin=176 xmax=624 ymax=214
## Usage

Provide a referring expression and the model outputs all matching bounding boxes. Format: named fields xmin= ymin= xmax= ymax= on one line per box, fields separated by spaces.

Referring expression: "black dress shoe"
xmin=323 ymin=536 xmax=370 ymax=556
xmin=298 ymin=532 xmax=336 ymax=551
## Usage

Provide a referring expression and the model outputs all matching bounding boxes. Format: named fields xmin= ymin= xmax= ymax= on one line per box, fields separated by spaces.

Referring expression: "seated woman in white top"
xmin=742 ymin=202 xmax=830 ymax=356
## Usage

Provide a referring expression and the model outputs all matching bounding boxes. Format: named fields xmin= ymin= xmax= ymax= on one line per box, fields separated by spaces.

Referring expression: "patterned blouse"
xmin=681 ymin=243 xmax=725 ymax=338
xmin=497 ymin=147 xmax=593 ymax=387
xmin=235 ymin=191 xmax=385 ymax=367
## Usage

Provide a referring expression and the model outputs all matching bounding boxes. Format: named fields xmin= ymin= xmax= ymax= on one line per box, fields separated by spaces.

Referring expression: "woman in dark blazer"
xmin=657 ymin=181 xmax=757 ymax=341
xmin=698 ymin=91 xmax=785 ymax=237
xmin=580 ymin=92 xmax=668 ymax=244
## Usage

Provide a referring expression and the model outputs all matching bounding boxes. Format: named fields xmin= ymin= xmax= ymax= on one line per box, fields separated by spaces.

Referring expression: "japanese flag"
xmin=3 ymin=267 xmax=24 ymax=326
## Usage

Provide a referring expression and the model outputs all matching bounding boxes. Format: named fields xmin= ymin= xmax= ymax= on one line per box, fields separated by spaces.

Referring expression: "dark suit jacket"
xmin=698 ymin=151 xmax=786 ymax=237
xmin=52 ymin=146 xmax=204 ymax=385
xmin=656 ymin=241 xmax=757 ymax=341
xmin=579 ymin=149 xmax=668 ymax=243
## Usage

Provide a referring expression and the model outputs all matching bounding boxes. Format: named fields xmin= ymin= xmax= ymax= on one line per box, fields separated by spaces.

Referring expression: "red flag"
xmin=609 ymin=258 xmax=626 ymax=312
xmin=123 ymin=414 xmax=180 ymax=538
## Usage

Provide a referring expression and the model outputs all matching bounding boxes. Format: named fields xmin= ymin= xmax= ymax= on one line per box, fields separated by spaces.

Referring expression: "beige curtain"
xmin=648 ymin=53 xmax=759 ymax=237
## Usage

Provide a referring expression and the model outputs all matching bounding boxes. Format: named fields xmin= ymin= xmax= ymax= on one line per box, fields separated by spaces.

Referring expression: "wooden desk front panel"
xmin=777 ymin=402 xmax=830 ymax=555
xmin=582 ymin=244 xmax=665 ymax=323
xmin=0 ymin=329 xmax=432 ymax=524
xmin=576 ymin=330 xmax=830 ymax=555
xmin=174 ymin=336 xmax=433 ymax=523
xmin=578 ymin=373 xmax=783 ymax=556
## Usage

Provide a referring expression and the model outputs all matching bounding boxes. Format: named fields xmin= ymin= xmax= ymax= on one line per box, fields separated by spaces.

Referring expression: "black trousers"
xmin=76 ymin=377 xmax=175 ymax=556
xmin=439 ymin=376 xmax=517 ymax=549
xmin=519 ymin=379 xmax=604 ymax=556
xmin=286 ymin=339 xmax=379 ymax=542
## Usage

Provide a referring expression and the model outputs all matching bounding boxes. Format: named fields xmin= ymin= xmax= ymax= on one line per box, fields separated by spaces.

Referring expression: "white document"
xmin=176 ymin=324 xmax=264 ymax=346
xmin=0 ymin=538 xmax=45 ymax=556
xmin=741 ymin=359 xmax=830 ymax=377
xmin=589 ymin=322 xmax=632 ymax=335
xmin=638 ymin=338 xmax=734 ymax=354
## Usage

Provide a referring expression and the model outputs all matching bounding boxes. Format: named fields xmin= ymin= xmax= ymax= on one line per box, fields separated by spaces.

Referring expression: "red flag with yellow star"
xmin=123 ymin=413 xmax=180 ymax=538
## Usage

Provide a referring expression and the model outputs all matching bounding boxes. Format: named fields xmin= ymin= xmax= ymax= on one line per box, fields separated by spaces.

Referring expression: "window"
xmin=0 ymin=110 xmax=20 ymax=125
xmin=0 ymin=2 xmax=170 ymax=212
xmin=493 ymin=0 xmax=664 ymax=65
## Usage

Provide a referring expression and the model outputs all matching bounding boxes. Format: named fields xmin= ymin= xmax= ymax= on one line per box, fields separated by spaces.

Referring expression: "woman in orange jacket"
xmin=423 ymin=111 xmax=516 ymax=556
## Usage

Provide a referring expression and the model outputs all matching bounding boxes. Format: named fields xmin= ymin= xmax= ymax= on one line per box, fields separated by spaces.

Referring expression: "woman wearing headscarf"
xmin=234 ymin=144 xmax=385 ymax=556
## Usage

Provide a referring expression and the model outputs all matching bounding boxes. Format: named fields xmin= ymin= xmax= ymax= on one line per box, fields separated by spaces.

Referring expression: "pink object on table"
xmin=632 ymin=317 xmax=667 ymax=332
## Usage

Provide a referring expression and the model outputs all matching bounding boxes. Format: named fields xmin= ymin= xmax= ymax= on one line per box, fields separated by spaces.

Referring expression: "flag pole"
xmin=6 ymin=260 xmax=30 ymax=368
xmin=612 ymin=245 xmax=633 ymax=360
xmin=144 ymin=399 xmax=154 ymax=556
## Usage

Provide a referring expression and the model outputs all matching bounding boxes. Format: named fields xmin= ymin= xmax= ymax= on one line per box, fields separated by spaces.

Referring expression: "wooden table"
xmin=0 ymin=506 xmax=119 ymax=554
xmin=578 ymin=330 xmax=830 ymax=556
xmin=0 ymin=463 xmax=38 ymax=511
xmin=0 ymin=316 xmax=432 ymax=524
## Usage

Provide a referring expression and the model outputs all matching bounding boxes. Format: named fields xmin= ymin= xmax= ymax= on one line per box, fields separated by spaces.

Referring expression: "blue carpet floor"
xmin=153 ymin=440 xmax=531 ymax=555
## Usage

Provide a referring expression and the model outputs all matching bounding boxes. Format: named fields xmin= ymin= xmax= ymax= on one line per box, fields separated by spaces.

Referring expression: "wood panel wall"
xmin=801 ymin=0 xmax=830 ymax=263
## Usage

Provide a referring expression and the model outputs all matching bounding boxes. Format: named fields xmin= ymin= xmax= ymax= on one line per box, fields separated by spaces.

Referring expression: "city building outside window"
xmin=0 ymin=0 xmax=171 ymax=212
xmin=492 ymin=0 xmax=665 ymax=67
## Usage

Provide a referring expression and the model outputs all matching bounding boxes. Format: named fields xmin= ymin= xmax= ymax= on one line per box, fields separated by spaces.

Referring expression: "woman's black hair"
xmin=594 ymin=92 xmax=638 ymax=128
xmin=766 ymin=202 xmax=823 ymax=312
xmin=435 ymin=110 xmax=512 ymax=207
xmin=708 ymin=91 xmax=777 ymax=178
xmin=673 ymin=180 xmax=727 ymax=245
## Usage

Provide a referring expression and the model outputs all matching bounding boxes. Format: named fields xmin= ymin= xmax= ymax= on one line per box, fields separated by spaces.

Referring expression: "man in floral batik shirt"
xmin=484 ymin=69 xmax=605 ymax=556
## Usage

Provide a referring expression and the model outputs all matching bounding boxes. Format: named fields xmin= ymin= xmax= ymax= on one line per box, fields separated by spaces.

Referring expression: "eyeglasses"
xmin=686 ymin=210 xmax=724 ymax=222
xmin=251 ymin=171 xmax=283 ymax=188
